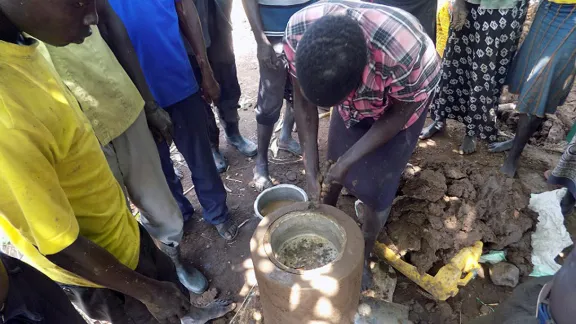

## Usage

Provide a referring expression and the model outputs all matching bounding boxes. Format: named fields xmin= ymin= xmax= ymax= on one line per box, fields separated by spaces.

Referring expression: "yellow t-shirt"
xmin=42 ymin=27 xmax=144 ymax=146
xmin=0 ymin=38 xmax=140 ymax=287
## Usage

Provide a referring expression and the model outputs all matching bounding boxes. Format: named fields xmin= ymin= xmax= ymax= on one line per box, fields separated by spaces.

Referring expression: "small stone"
xmin=411 ymin=302 xmax=425 ymax=315
xmin=425 ymin=302 xmax=435 ymax=312
xmin=480 ymin=304 xmax=492 ymax=316
xmin=211 ymin=319 xmax=227 ymax=324
xmin=489 ymin=262 xmax=520 ymax=287
xmin=547 ymin=123 xmax=566 ymax=144
xmin=285 ymin=171 xmax=297 ymax=182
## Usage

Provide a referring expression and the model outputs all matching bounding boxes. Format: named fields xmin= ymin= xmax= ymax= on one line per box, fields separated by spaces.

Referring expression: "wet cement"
xmin=275 ymin=234 xmax=339 ymax=270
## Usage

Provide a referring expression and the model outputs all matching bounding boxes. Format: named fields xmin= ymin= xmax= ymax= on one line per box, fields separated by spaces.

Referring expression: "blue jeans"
xmin=156 ymin=93 xmax=229 ymax=225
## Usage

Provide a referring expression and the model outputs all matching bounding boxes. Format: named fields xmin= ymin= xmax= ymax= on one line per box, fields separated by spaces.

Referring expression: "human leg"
xmin=207 ymin=0 xmax=256 ymax=158
xmin=253 ymin=38 xmax=288 ymax=191
xmin=500 ymin=114 xmax=543 ymax=177
xmin=166 ymin=94 xmax=237 ymax=240
xmin=329 ymin=109 xmax=427 ymax=291
xmin=107 ymin=111 xmax=208 ymax=292
xmin=190 ymin=55 xmax=229 ymax=173
xmin=277 ymin=83 xmax=301 ymax=155
xmin=155 ymin=141 xmax=196 ymax=222
xmin=360 ymin=206 xmax=391 ymax=291
xmin=0 ymin=253 xmax=86 ymax=323
xmin=419 ymin=118 xmax=446 ymax=140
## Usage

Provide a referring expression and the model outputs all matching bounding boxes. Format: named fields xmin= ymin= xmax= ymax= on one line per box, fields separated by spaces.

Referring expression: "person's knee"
xmin=256 ymin=106 xmax=282 ymax=126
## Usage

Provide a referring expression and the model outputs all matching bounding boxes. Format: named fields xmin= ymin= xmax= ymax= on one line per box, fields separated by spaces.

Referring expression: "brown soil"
xmin=384 ymin=159 xmax=537 ymax=275
xmin=169 ymin=3 xmax=576 ymax=323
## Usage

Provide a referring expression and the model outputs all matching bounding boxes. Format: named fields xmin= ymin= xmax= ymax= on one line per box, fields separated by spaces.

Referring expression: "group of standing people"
xmin=0 ymin=0 xmax=576 ymax=324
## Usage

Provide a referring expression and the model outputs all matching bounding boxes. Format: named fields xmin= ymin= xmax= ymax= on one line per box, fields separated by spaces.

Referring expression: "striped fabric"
xmin=284 ymin=0 xmax=441 ymax=129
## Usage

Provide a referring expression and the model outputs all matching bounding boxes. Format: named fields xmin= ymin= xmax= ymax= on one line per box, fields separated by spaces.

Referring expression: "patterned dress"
xmin=431 ymin=0 xmax=527 ymax=142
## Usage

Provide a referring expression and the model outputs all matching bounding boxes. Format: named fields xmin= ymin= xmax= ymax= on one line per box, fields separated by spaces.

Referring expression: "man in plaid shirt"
xmin=284 ymin=0 xmax=440 ymax=290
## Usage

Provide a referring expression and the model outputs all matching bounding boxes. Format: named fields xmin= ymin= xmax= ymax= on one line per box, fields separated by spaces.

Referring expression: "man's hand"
xmin=257 ymin=41 xmax=281 ymax=70
xmin=320 ymin=159 xmax=348 ymax=201
xmin=142 ymin=281 xmax=191 ymax=324
xmin=307 ymin=172 xmax=322 ymax=204
xmin=450 ymin=0 xmax=468 ymax=31
xmin=201 ymin=67 xmax=221 ymax=104
xmin=145 ymin=101 xmax=174 ymax=144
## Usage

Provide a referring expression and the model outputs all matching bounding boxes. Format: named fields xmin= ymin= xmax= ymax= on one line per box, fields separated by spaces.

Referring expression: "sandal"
xmin=214 ymin=219 xmax=238 ymax=241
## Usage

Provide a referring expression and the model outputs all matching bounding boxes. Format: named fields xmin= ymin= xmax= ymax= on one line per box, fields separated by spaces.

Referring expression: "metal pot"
xmin=253 ymin=184 xmax=308 ymax=219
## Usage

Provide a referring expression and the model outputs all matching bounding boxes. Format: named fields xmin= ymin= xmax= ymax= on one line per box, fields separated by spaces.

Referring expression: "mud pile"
xmin=496 ymin=100 xmax=575 ymax=147
xmin=382 ymin=160 xmax=536 ymax=276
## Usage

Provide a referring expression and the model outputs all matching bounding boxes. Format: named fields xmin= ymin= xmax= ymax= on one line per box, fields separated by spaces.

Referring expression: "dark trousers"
xmin=0 ymin=253 xmax=85 ymax=324
xmin=193 ymin=0 xmax=242 ymax=148
xmin=62 ymin=226 xmax=187 ymax=323
xmin=191 ymin=58 xmax=241 ymax=149
xmin=156 ymin=93 xmax=229 ymax=225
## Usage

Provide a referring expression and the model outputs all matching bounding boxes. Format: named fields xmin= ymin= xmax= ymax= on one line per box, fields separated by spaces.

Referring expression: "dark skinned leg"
xmin=278 ymin=102 xmax=302 ymax=155
xmin=501 ymin=114 xmax=543 ymax=177
xmin=561 ymin=190 xmax=576 ymax=217
xmin=460 ymin=135 xmax=477 ymax=155
xmin=488 ymin=138 xmax=514 ymax=153
xmin=253 ymin=123 xmax=275 ymax=191
xmin=361 ymin=206 xmax=391 ymax=291
xmin=419 ymin=119 xmax=446 ymax=140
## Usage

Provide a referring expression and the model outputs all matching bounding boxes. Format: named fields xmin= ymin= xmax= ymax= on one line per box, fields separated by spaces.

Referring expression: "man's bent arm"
xmin=97 ymin=0 xmax=156 ymax=103
xmin=48 ymin=236 xmax=160 ymax=300
xmin=292 ymin=76 xmax=321 ymax=195
xmin=335 ymin=99 xmax=421 ymax=172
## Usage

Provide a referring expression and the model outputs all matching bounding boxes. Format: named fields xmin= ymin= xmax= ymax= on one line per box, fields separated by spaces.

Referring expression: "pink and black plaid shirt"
xmin=284 ymin=0 xmax=441 ymax=129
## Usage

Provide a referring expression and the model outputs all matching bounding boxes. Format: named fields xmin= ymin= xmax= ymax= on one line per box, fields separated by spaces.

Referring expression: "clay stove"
xmin=250 ymin=203 xmax=364 ymax=323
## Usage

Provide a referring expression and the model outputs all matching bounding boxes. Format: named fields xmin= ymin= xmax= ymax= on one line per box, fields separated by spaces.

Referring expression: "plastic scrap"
xmin=479 ymin=251 xmax=507 ymax=265
xmin=528 ymin=189 xmax=573 ymax=277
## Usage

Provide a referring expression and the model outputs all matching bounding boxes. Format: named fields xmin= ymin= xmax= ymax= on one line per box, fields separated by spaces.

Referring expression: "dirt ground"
xmin=168 ymin=3 xmax=576 ymax=324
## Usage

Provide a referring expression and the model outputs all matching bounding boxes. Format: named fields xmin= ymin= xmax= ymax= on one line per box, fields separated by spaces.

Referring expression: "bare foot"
xmin=500 ymin=159 xmax=518 ymax=177
xmin=181 ymin=299 xmax=236 ymax=324
xmin=459 ymin=135 xmax=476 ymax=155
xmin=252 ymin=166 xmax=273 ymax=192
xmin=488 ymin=139 xmax=514 ymax=153
xmin=419 ymin=121 xmax=445 ymax=140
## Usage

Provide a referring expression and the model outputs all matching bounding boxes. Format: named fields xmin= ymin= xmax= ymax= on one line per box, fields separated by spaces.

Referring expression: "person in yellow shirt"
xmin=41 ymin=0 xmax=208 ymax=295
xmin=0 ymin=0 xmax=233 ymax=323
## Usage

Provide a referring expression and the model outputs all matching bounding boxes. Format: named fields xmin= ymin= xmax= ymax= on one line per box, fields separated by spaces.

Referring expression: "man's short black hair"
xmin=295 ymin=15 xmax=368 ymax=107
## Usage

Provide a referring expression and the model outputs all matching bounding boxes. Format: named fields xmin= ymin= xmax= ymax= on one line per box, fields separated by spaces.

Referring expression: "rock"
xmin=355 ymin=297 xmax=412 ymax=324
xmin=285 ymin=171 xmax=297 ymax=182
xmin=490 ymin=262 xmax=520 ymax=287
xmin=444 ymin=167 xmax=466 ymax=180
xmin=447 ymin=179 xmax=477 ymax=200
xmin=425 ymin=303 xmax=435 ymax=312
xmin=370 ymin=262 xmax=397 ymax=302
xmin=547 ymin=123 xmax=566 ymax=144
xmin=480 ymin=305 xmax=492 ymax=316
xmin=402 ymin=170 xmax=447 ymax=202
